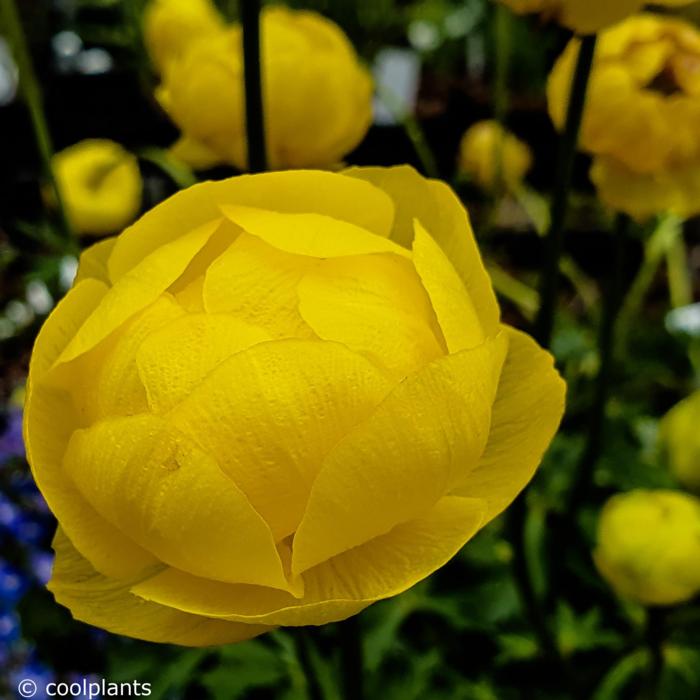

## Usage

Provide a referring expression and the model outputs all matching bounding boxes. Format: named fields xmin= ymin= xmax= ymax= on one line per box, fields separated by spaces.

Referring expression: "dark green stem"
xmin=642 ymin=607 xmax=665 ymax=700
xmin=505 ymin=496 xmax=563 ymax=671
xmin=567 ymin=213 xmax=630 ymax=511
xmin=339 ymin=616 xmax=363 ymax=700
xmin=534 ymin=33 xmax=597 ymax=347
xmin=294 ymin=629 xmax=324 ymax=700
xmin=241 ymin=0 xmax=267 ymax=172
xmin=1 ymin=0 xmax=72 ymax=238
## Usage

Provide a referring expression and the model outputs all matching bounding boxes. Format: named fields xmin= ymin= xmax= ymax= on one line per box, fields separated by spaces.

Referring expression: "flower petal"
xmin=292 ymin=334 xmax=508 ymax=575
xmin=136 ymin=313 xmax=272 ymax=413
xmin=25 ymin=279 xmax=157 ymax=579
xmin=344 ymin=166 xmax=499 ymax=335
xmin=56 ymin=219 xmax=220 ymax=367
xmin=108 ymin=171 xmax=394 ymax=281
xmin=132 ymin=495 xmax=485 ymax=626
xmin=221 ymin=204 xmax=409 ymax=259
xmin=49 ymin=529 xmax=268 ymax=646
xmin=452 ymin=327 xmax=566 ymax=521
xmin=74 ymin=237 xmax=117 ymax=285
xmin=412 ymin=220 xmax=485 ymax=352
xmin=168 ymin=339 xmax=394 ymax=541
xmin=63 ymin=414 xmax=296 ymax=592
xmin=298 ymin=253 xmax=445 ymax=378
xmin=203 ymin=233 xmax=316 ymax=338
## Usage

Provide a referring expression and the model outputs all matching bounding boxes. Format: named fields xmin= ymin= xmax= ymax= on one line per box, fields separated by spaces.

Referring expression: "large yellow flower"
xmin=458 ymin=120 xmax=533 ymax=193
xmin=496 ymin=0 xmax=694 ymax=35
xmin=594 ymin=490 xmax=700 ymax=605
xmin=25 ymin=167 xmax=564 ymax=645
xmin=549 ymin=14 xmax=700 ymax=220
xmin=155 ymin=6 xmax=373 ymax=171
xmin=143 ymin=0 xmax=224 ymax=75
xmin=52 ymin=140 xmax=142 ymax=237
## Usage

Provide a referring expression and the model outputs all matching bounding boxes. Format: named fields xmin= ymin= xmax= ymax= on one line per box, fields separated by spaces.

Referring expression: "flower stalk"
xmin=1 ymin=0 xmax=72 ymax=238
xmin=534 ymin=33 xmax=597 ymax=348
xmin=241 ymin=0 xmax=268 ymax=172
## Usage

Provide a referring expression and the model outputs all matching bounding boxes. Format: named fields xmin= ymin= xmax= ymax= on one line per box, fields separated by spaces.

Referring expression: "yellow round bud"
xmin=52 ymin=140 xmax=142 ymax=237
xmin=661 ymin=391 xmax=700 ymax=493
xmin=458 ymin=120 xmax=532 ymax=193
xmin=594 ymin=490 xmax=700 ymax=606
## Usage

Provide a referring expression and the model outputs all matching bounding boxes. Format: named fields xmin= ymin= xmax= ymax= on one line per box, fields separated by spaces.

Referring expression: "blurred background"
xmin=2 ymin=1 xmax=700 ymax=698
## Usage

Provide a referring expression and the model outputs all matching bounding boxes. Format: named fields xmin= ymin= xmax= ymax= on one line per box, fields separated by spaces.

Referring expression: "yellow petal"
xmin=344 ymin=166 xmax=500 ymax=335
xmin=412 ymin=220 xmax=485 ymax=352
xmin=49 ymin=528 xmax=268 ymax=646
xmin=203 ymin=233 xmax=316 ymax=338
xmin=298 ymin=253 xmax=445 ymax=378
xmin=56 ymin=219 xmax=219 ymax=366
xmin=63 ymin=414 xmax=296 ymax=592
xmin=452 ymin=327 xmax=566 ymax=521
xmin=49 ymin=295 xmax=185 ymax=424
xmin=25 ymin=279 xmax=156 ymax=579
xmin=132 ymin=495 xmax=485 ymax=626
xmin=292 ymin=334 xmax=508 ymax=575
xmin=221 ymin=204 xmax=410 ymax=259
xmin=74 ymin=237 xmax=117 ymax=285
xmin=108 ymin=171 xmax=394 ymax=281
xmin=137 ymin=313 xmax=272 ymax=413
xmin=169 ymin=339 xmax=394 ymax=540
xmin=26 ymin=381 xmax=159 ymax=580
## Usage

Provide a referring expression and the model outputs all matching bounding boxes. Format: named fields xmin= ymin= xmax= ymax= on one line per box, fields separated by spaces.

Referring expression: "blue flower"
xmin=0 ymin=408 xmax=24 ymax=464
xmin=0 ymin=560 xmax=28 ymax=609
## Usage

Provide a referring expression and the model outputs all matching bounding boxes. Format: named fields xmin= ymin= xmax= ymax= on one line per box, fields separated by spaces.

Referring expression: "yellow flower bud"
xmin=594 ymin=490 xmax=700 ymax=606
xmin=52 ymin=140 xmax=142 ymax=237
xmin=155 ymin=6 xmax=373 ymax=171
xmin=458 ymin=120 xmax=532 ymax=193
xmin=25 ymin=166 xmax=565 ymax=645
xmin=661 ymin=391 xmax=700 ymax=493
xmin=143 ymin=0 xmax=225 ymax=75
xmin=548 ymin=13 xmax=700 ymax=220
xmin=496 ymin=0 xmax=693 ymax=35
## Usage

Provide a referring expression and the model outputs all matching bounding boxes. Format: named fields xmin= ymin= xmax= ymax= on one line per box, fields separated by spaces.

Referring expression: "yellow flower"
xmin=661 ymin=391 xmax=700 ymax=493
xmin=155 ymin=6 xmax=373 ymax=171
xmin=548 ymin=13 xmax=700 ymax=220
xmin=52 ymin=140 xmax=142 ymax=237
xmin=497 ymin=0 xmax=693 ymax=35
xmin=458 ymin=120 xmax=532 ymax=193
xmin=24 ymin=166 xmax=565 ymax=645
xmin=143 ymin=0 xmax=225 ymax=75
xmin=594 ymin=490 xmax=700 ymax=606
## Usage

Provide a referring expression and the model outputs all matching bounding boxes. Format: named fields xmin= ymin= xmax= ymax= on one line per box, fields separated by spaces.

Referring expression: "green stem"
xmin=241 ymin=0 xmax=267 ymax=172
xmin=1 ymin=0 xmax=72 ymax=238
xmin=487 ymin=263 xmax=539 ymax=321
xmin=616 ymin=214 xmax=683 ymax=356
xmin=491 ymin=3 xmax=512 ymax=199
xmin=294 ymin=629 xmax=324 ymax=700
xmin=666 ymin=235 xmax=692 ymax=309
xmin=339 ymin=616 xmax=363 ymax=700
xmin=534 ymin=33 xmax=597 ymax=348
xmin=642 ymin=608 xmax=665 ymax=700
xmin=567 ymin=213 xmax=630 ymax=511
xmin=375 ymin=82 xmax=439 ymax=179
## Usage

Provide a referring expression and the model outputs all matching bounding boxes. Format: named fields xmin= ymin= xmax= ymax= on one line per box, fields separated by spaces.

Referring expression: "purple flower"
xmin=0 ymin=408 xmax=24 ymax=463
xmin=0 ymin=610 xmax=20 ymax=643
xmin=9 ymin=659 xmax=54 ymax=700
xmin=0 ymin=561 xmax=27 ymax=608
xmin=29 ymin=552 xmax=53 ymax=586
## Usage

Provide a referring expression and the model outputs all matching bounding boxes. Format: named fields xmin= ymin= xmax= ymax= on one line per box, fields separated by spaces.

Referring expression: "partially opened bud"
xmin=594 ymin=490 xmax=700 ymax=606
xmin=458 ymin=120 xmax=532 ymax=193
xmin=143 ymin=0 xmax=225 ymax=75
xmin=51 ymin=140 xmax=142 ymax=237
